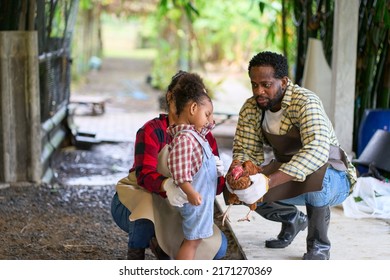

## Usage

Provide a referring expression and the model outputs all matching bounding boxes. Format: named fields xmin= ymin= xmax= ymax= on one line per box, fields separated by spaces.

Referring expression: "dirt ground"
xmin=0 ymin=57 xmax=243 ymax=260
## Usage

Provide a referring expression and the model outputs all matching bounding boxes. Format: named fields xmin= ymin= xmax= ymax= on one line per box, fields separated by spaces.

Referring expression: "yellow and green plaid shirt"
xmin=233 ymin=79 xmax=357 ymax=189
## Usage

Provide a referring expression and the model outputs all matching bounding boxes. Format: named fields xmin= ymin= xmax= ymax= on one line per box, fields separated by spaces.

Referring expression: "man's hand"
xmin=162 ymin=178 xmax=188 ymax=207
xmin=226 ymin=173 xmax=269 ymax=204
xmin=214 ymin=156 xmax=225 ymax=176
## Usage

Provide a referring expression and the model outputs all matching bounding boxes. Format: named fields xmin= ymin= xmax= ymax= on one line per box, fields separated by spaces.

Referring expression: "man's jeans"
xmin=111 ymin=193 xmax=227 ymax=259
xmin=279 ymin=167 xmax=351 ymax=207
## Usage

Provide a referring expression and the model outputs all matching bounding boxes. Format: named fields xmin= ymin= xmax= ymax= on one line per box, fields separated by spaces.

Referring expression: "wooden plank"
xmin=0 ymin=31 xmax=41 ymax=183
xmin=69 ymin=95 xmax=110 ymax=115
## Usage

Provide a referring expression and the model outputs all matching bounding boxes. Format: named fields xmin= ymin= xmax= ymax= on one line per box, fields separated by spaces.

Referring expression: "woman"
xmin=110 ymin=71 xmax=227 ymax=260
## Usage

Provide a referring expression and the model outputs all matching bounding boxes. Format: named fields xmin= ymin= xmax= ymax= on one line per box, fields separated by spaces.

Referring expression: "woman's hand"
xmin=163 ymin=178 xmax=188 ymax=207
xmin=214 ymin=156 xmax=225 ymax=176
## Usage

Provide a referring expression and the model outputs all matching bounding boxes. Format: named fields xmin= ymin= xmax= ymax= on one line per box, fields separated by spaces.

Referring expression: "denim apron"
xmin=177 ymin=130 xmax=218 ymax=240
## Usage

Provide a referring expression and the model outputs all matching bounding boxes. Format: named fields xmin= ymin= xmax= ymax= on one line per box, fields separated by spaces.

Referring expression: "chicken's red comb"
xmin=232 ymin=165 xmax=244 ymax=180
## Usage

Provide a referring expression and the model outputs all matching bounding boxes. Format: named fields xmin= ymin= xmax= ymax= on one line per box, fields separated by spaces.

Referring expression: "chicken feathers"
xmin=221 ymin=160 xmax=262 ymax=225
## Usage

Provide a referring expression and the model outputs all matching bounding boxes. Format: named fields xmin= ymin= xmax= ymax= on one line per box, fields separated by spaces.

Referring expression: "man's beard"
xmin=257 ymin=86 xmax=284 ymax=111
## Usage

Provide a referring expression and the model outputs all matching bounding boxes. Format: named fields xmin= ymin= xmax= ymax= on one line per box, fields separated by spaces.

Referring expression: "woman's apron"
xmin=115 ymin=144 xmax=221 ymax=259
xmin=260 ymin=124 xmax=348 ymax=202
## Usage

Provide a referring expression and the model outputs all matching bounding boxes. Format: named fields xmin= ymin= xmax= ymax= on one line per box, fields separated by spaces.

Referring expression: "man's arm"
xmin=268 ymin=170 xmax=295 ymax=189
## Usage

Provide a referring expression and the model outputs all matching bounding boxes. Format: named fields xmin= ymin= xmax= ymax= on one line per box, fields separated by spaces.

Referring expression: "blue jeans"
xmin=110 ymin=193 xmax=227 ymax=259
xmin=279 ymin=167 xmax=351 ymax=207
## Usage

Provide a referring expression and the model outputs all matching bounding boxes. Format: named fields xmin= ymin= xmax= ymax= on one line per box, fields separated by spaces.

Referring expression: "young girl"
xmin=167 ymin=72 xmax=218 ymax=260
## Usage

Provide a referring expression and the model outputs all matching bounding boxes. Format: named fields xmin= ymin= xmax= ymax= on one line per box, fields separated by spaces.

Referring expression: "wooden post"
xmin=0 ymin=31 xmax=41 ymax=183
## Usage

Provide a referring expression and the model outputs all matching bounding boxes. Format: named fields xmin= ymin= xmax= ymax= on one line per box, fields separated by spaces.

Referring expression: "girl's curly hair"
xmin=170 ymin=72 xmax=210 ymax=116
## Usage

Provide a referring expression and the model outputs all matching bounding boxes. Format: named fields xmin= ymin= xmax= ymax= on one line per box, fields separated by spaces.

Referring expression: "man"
xmin=229 ymin=51 xmax=357 ymax=260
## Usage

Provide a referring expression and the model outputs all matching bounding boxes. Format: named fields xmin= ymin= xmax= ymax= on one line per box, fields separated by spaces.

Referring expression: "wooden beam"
xmin=0 ymin=31 xmax=41 ymax=183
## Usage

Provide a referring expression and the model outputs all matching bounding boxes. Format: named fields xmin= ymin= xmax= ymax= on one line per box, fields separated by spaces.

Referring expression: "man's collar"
xmin=281 ymin=78 xmax=293 ymax=110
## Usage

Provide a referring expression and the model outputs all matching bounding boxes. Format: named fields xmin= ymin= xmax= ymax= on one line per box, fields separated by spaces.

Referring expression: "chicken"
xmin=221 ymin=159 xmax=262 ymax=226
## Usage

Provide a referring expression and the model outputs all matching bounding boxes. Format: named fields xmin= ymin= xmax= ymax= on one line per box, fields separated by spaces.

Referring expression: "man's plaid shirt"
xmin=233 ymin=79 xmax=357 ymax=189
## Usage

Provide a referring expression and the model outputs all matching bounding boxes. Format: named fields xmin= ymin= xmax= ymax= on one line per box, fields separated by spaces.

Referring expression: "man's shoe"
xmin=265 ymin=211 xmax=308 ymax=248
xmin=149 ymin=237 xmax=170 ymax=260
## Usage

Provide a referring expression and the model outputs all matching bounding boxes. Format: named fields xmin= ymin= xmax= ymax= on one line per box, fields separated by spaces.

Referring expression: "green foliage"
xmin=150 ymin=41 xmax=179 ymax=90
xmin=80 ymin=0 xmax=93 ymax=10
xmin=156 ymin=0 xmax=199 ymax=22
xmin=353 ymin=0 xmax=390 ymax=151
xmin=147 ymin=0 xmax=296 ymax=89
xmin=80 ymin=0 xmax=111 ymax=10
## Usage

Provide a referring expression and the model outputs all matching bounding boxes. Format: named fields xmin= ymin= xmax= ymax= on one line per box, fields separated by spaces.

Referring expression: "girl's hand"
xmin=187 ymin=191 xmax=202 ymax=206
